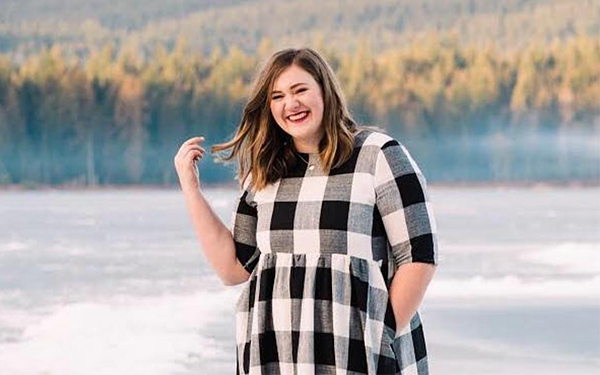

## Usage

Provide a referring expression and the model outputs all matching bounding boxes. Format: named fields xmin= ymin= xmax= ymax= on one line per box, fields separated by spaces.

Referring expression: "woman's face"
xmin=269 ymin=64 xmax=325 ymax=152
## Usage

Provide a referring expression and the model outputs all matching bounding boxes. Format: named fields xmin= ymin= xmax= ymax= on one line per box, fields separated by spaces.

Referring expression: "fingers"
xmin=188 ymin=149 xmax=205 ymax=162
xmin=183 ymin=136 xmax=205 ymax=147
xmin=176 ymin=137 xmax=206 ymax=160
xmin=177 ymin=136 xmax=205 ymax=153
xmin=190 ymin=150 xmax=204 ymax=162
xmin=184 ymin=145 xmax=205 ymax=158
xmin=186 ymin=144 xmax=205 ymax=153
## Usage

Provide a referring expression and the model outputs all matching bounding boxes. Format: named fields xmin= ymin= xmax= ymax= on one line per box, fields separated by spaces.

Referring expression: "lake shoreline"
xmin=1 ymin=180 xmax=599 ymax=191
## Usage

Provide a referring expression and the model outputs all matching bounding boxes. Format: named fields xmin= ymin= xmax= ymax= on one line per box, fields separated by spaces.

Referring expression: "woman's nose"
xmin=285 ymin=96 xmax=301 ymax=110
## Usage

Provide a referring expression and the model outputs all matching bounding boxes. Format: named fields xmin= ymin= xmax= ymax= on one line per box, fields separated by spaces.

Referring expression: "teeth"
xmin=288 ymin=111 xmax=308 ymax=121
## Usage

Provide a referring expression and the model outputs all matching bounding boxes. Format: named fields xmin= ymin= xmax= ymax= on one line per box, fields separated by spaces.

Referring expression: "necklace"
xmin=296 ymin=152 xmax=316 ymax=171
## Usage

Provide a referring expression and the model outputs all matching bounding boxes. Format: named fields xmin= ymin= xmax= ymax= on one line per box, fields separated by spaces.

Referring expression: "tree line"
xmin=1 ymin=0 xmax=597 ymax=58
xmin=0 ymin=34 xmax=598 ymax=186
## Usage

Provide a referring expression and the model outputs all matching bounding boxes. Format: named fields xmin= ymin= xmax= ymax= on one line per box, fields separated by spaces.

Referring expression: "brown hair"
xmin=211 ymin=47 xmax=378 ymax=192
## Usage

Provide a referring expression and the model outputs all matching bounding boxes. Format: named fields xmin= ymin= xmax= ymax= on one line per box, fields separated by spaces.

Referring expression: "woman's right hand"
xmin=174 ymin=136 xmax=206 ymax=192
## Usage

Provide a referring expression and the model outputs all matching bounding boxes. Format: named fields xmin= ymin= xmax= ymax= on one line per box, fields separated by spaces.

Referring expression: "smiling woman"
xmin=269 ymin=64 xmax=325 ymax=154
xmin=209 ymin=48 xmax=363 ymax=193
xmin=175 ymin=47 xmax=439 ymax=375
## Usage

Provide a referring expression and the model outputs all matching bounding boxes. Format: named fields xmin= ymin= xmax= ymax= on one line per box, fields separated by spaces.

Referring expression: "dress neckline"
xmin=295 ymin=129 xmax=365 ymax=158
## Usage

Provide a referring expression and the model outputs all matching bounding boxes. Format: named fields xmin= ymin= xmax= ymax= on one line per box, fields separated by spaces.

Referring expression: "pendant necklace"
xmin=297 ymin=153 xmax=316 ymax=171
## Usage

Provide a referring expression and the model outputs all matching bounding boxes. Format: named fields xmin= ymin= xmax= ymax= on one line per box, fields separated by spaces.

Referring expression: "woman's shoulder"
xmin=354 ymin=126 xmax=401 ymax=152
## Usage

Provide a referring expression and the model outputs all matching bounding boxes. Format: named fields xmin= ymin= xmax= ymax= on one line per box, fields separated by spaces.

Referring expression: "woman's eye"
xmin=272 ymin=95 xmax=282 ymax=100
xmin=296 ymin=88 xmax=307 ymax=93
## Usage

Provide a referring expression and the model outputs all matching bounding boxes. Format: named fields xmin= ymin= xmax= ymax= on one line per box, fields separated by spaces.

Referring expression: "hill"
xmin=0 ymin=0 xmax=598 ymax=58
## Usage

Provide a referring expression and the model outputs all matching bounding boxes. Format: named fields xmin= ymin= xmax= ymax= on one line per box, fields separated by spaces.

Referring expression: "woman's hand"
xmin=389 ymin=263 xmax=436 ymax=337
xmin=174 ymin=136 xmax=206 ymax=192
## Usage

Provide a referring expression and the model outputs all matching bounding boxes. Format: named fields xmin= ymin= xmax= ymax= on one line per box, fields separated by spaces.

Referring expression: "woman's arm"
xmin=182 ymin=186 xmax=250 ymax=286
xmin=174 ymin=136 xmax=250 ymax=286
xmin=372 ymin=136 xmax=440 ymax=335
xmin=389 ymin=262 xmax=436 ymax=335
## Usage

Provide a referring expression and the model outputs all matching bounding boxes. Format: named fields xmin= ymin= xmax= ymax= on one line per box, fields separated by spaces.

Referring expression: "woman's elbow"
xmin=221 ymin=276 xmax=245 ymax=287
xmin=220 ymin=261 xmax=251 ymax=286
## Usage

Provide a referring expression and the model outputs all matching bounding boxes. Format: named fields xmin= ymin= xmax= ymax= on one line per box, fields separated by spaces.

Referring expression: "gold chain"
xmin=296 ymin=152 xmax=310 ymax=165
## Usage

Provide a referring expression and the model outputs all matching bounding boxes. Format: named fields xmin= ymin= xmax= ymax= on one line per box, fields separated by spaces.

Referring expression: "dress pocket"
xmin=384 ymin=297 xmax=398 ymax=343
xmin=367 ymin=259 xmax=398 ymax=347
xmin=235 ymin=281 xmax=249 ymax=312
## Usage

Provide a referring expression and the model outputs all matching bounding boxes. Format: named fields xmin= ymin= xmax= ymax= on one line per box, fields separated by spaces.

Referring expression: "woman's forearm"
xmin=182 ymin=185 xmax=249 ymax=286
xmin=389 ymin=262 xmax=436 ymax=335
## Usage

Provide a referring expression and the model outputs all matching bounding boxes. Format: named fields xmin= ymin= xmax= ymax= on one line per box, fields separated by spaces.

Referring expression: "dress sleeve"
xmin=230 ymin=174 xmax=260 ymax=274
xmin=374 ymin=138 xmax=439 ymax=268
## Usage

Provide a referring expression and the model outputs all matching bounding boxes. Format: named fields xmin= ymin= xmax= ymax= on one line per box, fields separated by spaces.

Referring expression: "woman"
xmin=174 ymin=48 xmax=439 ymax=375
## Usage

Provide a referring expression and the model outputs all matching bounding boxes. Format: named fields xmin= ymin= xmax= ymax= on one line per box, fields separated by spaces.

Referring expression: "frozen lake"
xmin=0 ymin=185 xmax=599 ymax=374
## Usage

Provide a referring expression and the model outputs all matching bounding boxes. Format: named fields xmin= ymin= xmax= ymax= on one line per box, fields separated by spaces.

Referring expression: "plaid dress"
xmin=231 ymin=129 xmax=439 ymax=375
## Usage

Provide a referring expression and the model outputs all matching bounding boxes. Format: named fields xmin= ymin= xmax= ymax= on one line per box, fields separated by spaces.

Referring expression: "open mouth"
xmin=287 ymin=111 xmax=310 ymax=123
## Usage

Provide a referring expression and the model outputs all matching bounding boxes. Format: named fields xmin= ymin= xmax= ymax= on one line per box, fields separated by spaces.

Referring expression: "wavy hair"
xmin=211 ymin=47 xmax=378 ymax=192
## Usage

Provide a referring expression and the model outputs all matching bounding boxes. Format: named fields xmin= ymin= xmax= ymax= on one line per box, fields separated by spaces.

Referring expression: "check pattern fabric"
xmin=231 ymin=129 xmax=439 ymax=375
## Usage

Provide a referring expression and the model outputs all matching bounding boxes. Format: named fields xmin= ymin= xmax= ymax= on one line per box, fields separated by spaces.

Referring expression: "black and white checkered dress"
xmin=231 ymin=129 xmax=439 ymax=375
